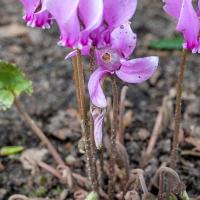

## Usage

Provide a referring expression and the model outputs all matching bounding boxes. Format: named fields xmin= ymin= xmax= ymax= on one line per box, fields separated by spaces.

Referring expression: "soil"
xmin=0 ymin=0 xmax=200 ymax=199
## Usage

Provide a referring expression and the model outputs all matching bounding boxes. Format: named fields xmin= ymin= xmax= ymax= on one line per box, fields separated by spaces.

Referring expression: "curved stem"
xmin=170 ymin=49 xmax=187 ymax=169
xmin=14 ymin=99 xmax=65 ymax=166
xmin=117 ymin=86 xmax=128 ymax=145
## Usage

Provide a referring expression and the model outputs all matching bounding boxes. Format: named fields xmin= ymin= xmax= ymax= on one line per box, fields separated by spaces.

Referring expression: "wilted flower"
xmin=88 ymin=22 xmax=159 ymax=148
xmin=163 ymin=0 xmax=200 ymax=53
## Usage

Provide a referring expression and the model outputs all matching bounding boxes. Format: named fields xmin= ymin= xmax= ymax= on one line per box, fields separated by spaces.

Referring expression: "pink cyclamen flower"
xmin=19 ymin=0 xmax=104 ymax=48
xmin=88 ymin=23 xmax=159 ymax=148
xmin=90 ymin=0 xmax=138 ymax=46
xmin=163 ymin=0 xmax=200 ymax=53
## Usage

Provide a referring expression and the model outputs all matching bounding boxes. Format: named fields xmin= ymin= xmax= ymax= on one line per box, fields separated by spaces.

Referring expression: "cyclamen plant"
xmin=88 ymin=23 xmax=158 ymax=148
xmin=163 ymin=0 xmax=200 ymax=53
xmin=12 ymin=0 xmax=163 ymax=199
xmin=163 ymin=0 xmax=192 ymax=170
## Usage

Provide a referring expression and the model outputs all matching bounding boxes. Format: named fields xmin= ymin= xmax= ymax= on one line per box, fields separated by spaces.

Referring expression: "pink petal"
xmin=116 ymin=57 xmax=158 ymax=83
xmin=104 ymin=0 xmax=137 ymax=29
xmin=176 ymin=0 xmax=199 ymax=50
xmin=20 ymin=0 xmax=40 ymax=16
xmin=111 ymin=22 xmax=137 ymax=58
xmin=88 ymin=68 xmax=110 ymax=108
xmin=20 ymin=0 xmax=51 ymax=28
xmin=79 ymin=0 xmax=103 ymax=45
xmin=65 ymin=50 xmax=77 ymax=60
xmin=43 ymin=0 xmax=80 ymax=47
xmin=163 ymin=0 xmax=183 ymax=19
xmin=92 ymin=108 xmax=106 ymax=149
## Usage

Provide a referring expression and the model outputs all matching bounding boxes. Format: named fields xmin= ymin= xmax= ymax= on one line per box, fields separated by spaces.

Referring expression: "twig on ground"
xmin=14 ymin=99 xmax=65 ymax=167
xmin=141 ymin=96 xmax=173 ymax=167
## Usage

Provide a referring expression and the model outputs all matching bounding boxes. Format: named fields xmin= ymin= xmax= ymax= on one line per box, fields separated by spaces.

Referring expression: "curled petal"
xmin=104 ymin=0 xmax=137 ymax=29
xmin=20 ymin=0 xmax=51 ymax=28
xmin=79 ymin=0 xmax=103 ymax=45
xmin=30 ymin=10 xmax=51 ymax=28
xmin=88 ymin=68 xmax=110 ymax=108
xmin=43 ymin=0 xmax=80 ymax=47
xmin=20 ymin=0 xmax=40 ymax=18
xmin=111 ymin=22 xmax=137 ymax=58
xmin=176 ymin=0 xmax=199 ymax=50
xmin=163 ymin=0 xmax=183 ymax=19
xmin=116 ymin=57 xmax=159 ymax=83
xmin=92 ymin=108 xmax=106 ymax=149
xmin=65 ymin=50 xmax=77 ymax=60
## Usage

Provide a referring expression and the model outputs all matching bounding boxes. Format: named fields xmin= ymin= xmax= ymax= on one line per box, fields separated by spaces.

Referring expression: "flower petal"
xmin=104 ymin=0 xmax=137 ymax=29
xmin=116 ymin=57 xmax=158 ymax=83
xmin=20 ymin=0 xmax=40 ymax=18
xmin=79 ymin=0 xmax=103 ymax=45
xmin=163 ymin=0 xmax=183 ymax=19
xmin=111 ymin=22 xmax=137 ymax=58
xmin=92 ymin=108 xmax=106 ymax=149
xmin=176 ymin=0 xmax=199 ymax=50
xmin=42 ymin=0 xmax=80 ymax=47
xmin=88 ymin=68 xmax=110 ymax=108
xmin=20 ymin=0 xmax=51 ymax=28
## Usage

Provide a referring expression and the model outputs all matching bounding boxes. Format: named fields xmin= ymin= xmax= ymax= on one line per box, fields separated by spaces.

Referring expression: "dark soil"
xmin=0 ymin=0 xmax=200 ymax=199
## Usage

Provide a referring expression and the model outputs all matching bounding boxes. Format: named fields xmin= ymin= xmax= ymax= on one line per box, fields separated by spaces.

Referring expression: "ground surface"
xmin=0 ymin=0 xmax=200 ymax=199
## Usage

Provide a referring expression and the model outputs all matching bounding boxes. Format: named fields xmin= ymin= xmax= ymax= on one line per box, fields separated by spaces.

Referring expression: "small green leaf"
xmin=0 ymin=89 xmax=14 ymax=110
xmin=85 ymin=192 xmax=98 ymax=200
xmin=0 ymin=60 xmax=33 ymax=110
xmin=149 ymin=37 xmax=183 ymax=50
xmin=180 ymin=191 xmax=190 ymax=200
xmin=0 ymin=146 xmax=24 ymax=156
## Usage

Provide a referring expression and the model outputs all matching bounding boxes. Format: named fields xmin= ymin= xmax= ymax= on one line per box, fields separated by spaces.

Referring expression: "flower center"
xmin=102 ymin=52 xmax=112 ymax=63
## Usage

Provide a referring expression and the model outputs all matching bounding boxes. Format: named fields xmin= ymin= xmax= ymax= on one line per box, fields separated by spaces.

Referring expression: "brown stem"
xmin=72 ymin=50 xmax=94 ymax=190
xmin=14 ymin=99 xmax=65 ymax=166
xmin=89 ymin=46 xmax=99 ymax=192
xmin=170 ymin=49 xmax=187 ymax=169
xmin=98 ymin=147 xmax=104 ymax=189
xmin=108 ymin=77 xmax=119 ymax=199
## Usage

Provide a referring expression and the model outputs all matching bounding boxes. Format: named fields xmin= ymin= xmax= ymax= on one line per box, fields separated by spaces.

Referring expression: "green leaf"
xmin=0 ymin=89 xmax=14 ymax=110
xmin=149 ymin=37 xmax=183 ymax=50
xmin=85 ymin=192 xmax=98 ymax=200
xmin=0 ymin=146 xmax=24 ymax=156
xmin=180 ymin=191 xmax=190 ymax=200
xmin=0 ymin=60 xmax=33 ymax=110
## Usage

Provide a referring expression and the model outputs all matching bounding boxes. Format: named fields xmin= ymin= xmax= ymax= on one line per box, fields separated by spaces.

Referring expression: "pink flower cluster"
xmin=19 ymin=0 xmax=159 ymax=148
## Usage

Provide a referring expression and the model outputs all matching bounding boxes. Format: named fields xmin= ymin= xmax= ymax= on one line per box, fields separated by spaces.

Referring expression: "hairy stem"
xmin=14 ymin=99 xmax=65 ymax=166
xmin=89 ymin=46 xmax=99 ymax=192
xmin=72 ymin=50 xmax=94 ymax=190
xmin=108 ymin=77 xmax=119 ymax=199
xmin=170 ymin=49 xmax=187 ymax=169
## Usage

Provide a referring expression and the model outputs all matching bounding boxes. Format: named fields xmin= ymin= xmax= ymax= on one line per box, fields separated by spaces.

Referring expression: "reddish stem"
xmin=170 ymin=49 xmax=187 ymax=169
